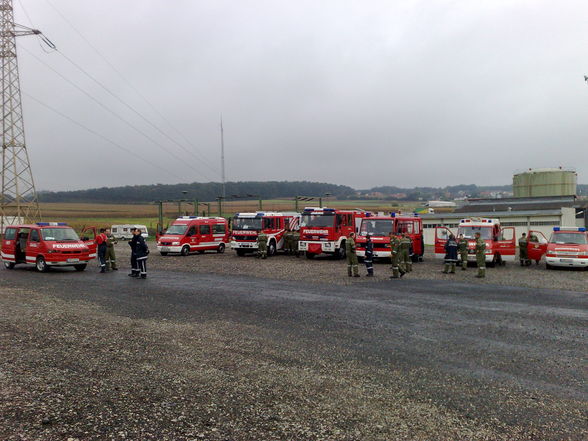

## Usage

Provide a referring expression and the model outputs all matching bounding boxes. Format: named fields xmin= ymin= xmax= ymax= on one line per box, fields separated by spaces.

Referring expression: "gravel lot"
xmin=0 ymin=243 xmax=586 ymax=441
xmin=136 ymin=243 xmax=587 ymax=292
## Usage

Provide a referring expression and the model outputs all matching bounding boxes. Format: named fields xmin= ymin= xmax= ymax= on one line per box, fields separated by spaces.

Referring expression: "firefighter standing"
xmin=292 ymin=229 xmax=300 ymax=257
xmin=401 ymin=233 xmax=412 ymax=272
xmin=443 ymin=233 xmax=458 ymax=274
xmin=128 ymin=227 xmax=139 ymax=277
xmin=346 ymin=232 xmax=359 ymax=277
xmin=475 ymin=232 xmax=486 ymax=278
xmin=518 ymin=232 xmax=530 ymax=266
xmin=105 ymin=228 xmax=118 ymax=271
xmin=96 ymin=228 xmax=108 ymax=273
xmin=133 ymin=228 xmax=149 ymax=279
xmin=284 ymin=227 xmax=292 ymax=255
xmin=389 ymin=233 xmax=405 ymax=279
xmin=457 ymin=233 xmax=468 ymax=270
xmin=257 ymin=231 xmax=268 ymax=259
xmin=364 ymin=234 xmax=374 ymax=277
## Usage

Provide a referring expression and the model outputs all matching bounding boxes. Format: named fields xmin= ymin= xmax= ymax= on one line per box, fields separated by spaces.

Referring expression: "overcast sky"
xmin=14 ymin=0 xmax=588 ymax=191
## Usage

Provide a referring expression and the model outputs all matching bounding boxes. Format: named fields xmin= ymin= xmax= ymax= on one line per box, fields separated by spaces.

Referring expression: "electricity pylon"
xmin=1 ymin=0 xmax=42 ymax=233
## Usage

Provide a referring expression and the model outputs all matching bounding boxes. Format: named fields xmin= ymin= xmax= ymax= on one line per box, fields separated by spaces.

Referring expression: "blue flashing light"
xmin=36 ymin=222 xmax=49 ymax=226
xmin=256 ymin=212 xmax=265 ymax=216
xmin=36 ymin=222 xmax=68 ymax=226
xmin=413 ymin=212 xmax=419 ymax=217
xmin=553 ymin=227 xmax=560 ymax=231
xmin=323 ymin=208 xmax=335 ymax=212
xmin=365 ymin=212 xmax=372 ymax=217
xmin=579 ymin=227 xmax=586 ymax=232
xmin=390 ymin=212 xmax=396 ymax=217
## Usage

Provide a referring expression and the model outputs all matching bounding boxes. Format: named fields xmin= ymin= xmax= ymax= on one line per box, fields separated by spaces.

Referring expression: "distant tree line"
xmin=37 ymin=181 xmax=357 ymax=204
xmin=37 ymin=181 xmax=587 ymax=204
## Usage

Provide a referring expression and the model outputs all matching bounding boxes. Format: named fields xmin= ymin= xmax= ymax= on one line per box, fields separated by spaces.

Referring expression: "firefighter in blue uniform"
xmin=364 ymin=234 xmax=374 ymax=277
xmin=133 ymin=228 xmax=149 ymax=279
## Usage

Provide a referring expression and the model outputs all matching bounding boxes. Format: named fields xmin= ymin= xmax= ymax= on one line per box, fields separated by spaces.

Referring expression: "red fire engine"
xmin=298 ymin=207 xmax=367 ymax=259
xmin=157 ymin=216 xmax=230 ymax=256
xmin=1 ymin=222 xmax=97 ymax=272
xmin=230 ymin=211 xmax=300 ymax=256
xmin=544 ymin=226 xmax=588 ymax=269
xmin=355 ymin=213 xmax=424 ymax=261
xmin=434 ymin=218 xmax=516 ymax=266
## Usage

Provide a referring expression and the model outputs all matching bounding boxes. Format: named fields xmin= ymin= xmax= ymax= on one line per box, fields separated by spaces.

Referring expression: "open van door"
xmin=528 ymin=230 xmax=548 ymax=264
xmin=81 ymin=226 xmax=97 ymax=258
xmin=434 ymin=227 xmax=452 ymax=259
xmin=496 ymin=226 xmax=516 ymax=263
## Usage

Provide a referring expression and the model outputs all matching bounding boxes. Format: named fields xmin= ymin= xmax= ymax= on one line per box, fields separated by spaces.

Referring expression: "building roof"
xmin=453 ymin=195 xmax=584 ymax=214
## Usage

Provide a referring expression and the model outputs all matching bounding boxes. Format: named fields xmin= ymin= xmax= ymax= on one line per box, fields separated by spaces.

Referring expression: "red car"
xmin=1 ymin=223 xmax=97 ymax=272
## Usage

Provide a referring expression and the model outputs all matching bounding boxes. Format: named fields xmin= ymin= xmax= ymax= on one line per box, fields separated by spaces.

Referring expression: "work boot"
xmin=399 ymin=270 xmax=406 ymax=278
xmin=442 ymin=264 xmax=449 ymax=274
xmin=450 ymin=264 xmax=456 ymax=274
xmin=407 ymin=263 xmax=413 ymax=272
xmin=354 ymin=274 xmax=360 ymax=278
xmin=100 ymin=267 xmax=106 ymax=273
xmin=140 ymin=274 xmax=147 ymax=279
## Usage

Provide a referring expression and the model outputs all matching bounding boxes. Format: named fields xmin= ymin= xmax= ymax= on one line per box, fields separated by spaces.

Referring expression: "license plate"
xmin=67 ymin=258 xmax=79 ymax=263
xmin=559 ymin=259 xmax=573 ymax=263
xmin=160 ymin=247 xmax=170 ymax=252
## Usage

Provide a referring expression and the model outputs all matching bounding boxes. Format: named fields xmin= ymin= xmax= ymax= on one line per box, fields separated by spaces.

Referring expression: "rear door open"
xmin=527 ymin=230 xmax=548 ymax=262
xmin=434 ymin=227 xmax=452 ymax=259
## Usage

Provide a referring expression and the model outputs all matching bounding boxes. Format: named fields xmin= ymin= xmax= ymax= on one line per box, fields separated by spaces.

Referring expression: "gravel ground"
xmin=128 ymin=243 xmax=587 ymax=292
xmin=0 ymin=244 xmax=586 ymax=440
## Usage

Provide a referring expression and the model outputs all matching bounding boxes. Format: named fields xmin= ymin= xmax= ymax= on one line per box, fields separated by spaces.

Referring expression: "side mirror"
xmin=81 ymin=236 xmax=89 ymax=241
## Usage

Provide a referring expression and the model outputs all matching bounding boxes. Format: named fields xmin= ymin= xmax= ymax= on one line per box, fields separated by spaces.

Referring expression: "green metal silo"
xmin=513 ymin=168 xmax=577 ymax=197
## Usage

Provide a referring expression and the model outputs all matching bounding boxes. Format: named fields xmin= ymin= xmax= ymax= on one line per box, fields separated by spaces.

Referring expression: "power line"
xmin=43 ymin=0 xmax=221 ymax=175
xmin=22 ymin=91 xmax=179 ymax=179
xmin=20 ymin=45 xmax=218 ymax=182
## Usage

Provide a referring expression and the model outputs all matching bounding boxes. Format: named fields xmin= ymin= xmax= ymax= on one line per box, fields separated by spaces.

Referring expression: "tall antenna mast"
xmin=220 ymin=114 xmax=225 ymax=199
xmin=1 ymin=0 xmax=42 ymax=232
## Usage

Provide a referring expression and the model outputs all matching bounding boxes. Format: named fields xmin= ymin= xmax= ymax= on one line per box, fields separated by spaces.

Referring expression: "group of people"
xmin=443 ymin=232 xmax=487 ymax=278
xmin=256 ymin=228 xmax=300 ymax=259
xmin=345 ymin=231 xmax=414 ymax=279
xmin=95 ymin=227 xmax=149 ymax=278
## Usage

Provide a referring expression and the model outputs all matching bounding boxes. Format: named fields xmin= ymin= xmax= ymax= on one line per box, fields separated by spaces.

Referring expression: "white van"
xmin=111 ymin=224 xmax=149 ymax=240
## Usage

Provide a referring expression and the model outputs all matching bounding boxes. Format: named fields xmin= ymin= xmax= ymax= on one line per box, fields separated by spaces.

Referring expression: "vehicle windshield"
xmin=41 ymin=228 xmax=80 ymax=241
xmin=359 ymin=219 xmax=394 ymax=236
xmin=300 ymin=213 xmax=335 ymax=228
xmin=458 ymin=226 xmax=492 ymax=240
xmin=233 ymin=217 xmax=262 ymax=230
xmin=165 ymin=224 xmax=188 ymax=235
xmin=549 ymin=232 xmax=587 ymax=245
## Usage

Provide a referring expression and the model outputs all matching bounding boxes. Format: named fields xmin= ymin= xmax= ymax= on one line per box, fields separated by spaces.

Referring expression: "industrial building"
xmin=420 ymin=169 xmax=587 ymax=245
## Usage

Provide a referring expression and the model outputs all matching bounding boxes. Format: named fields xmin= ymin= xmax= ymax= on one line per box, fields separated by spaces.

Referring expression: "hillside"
xmin=37 ymin=181 xmax=588 ymax=204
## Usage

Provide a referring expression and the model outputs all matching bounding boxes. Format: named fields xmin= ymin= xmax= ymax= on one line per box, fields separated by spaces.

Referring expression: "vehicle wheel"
xmin=160 ymin=252 xmax=168 ymax=256
xmin=74 ymin=264 xmax=87 ymax=271
xmin=217 ymin=243 xmax=225 ymax=254
xmin=268 ymin=241 xmax=276 ymax=257
xmin=3 ymin=261 xmax=15 ymax=269
xmin=305 ymin=252 xmax=315 ymax=259
xmin=418 ymin=255 xmax=424 ymax=262
xmin=36 ymin=256 xmax=49 ymax=272
xmin=236 ymin=249 xmax=246 ymax=256
xmin=336 ymin=241 xmax=346 ymax=259
xmin=181 ymin=246 xmax=190 ymax=256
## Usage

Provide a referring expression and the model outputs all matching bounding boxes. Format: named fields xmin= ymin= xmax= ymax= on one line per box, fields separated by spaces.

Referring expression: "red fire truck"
xmin=298 ymin=207 xmax=367 ymax=259
xmin=434 ymin=218 xmax=516 ymax=266
xmin=157 ymin=216 xmax=230 ymax=256
xmin=355 ymin=213 xmax=424 ymax=261
xmin=230 ymin=211 xmax=300 ymax=256
xmin=544 ymin=226 xmax=588 ymax=269
xmin=1 ymin=222 xmax=96 ymax=272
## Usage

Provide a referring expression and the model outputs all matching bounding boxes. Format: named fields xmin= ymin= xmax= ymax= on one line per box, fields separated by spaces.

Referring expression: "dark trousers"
xmin=131 ymin=253 xmax=138 ymax=275
xmin=137 ymin=257 xmax=147 ymax=277
xmin=97 ymin=244 xmax=107 ymax=268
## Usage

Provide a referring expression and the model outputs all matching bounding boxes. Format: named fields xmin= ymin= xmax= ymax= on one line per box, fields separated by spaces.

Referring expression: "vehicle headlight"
xmin=172 ymin=241 xmax=180 ymax=246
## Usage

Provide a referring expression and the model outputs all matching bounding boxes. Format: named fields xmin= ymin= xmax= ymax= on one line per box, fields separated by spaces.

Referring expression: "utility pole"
xmin=0 ymin=0 xmax=43 ymax=233
xmin=220 ymin=115 xmax=226 ymax=199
